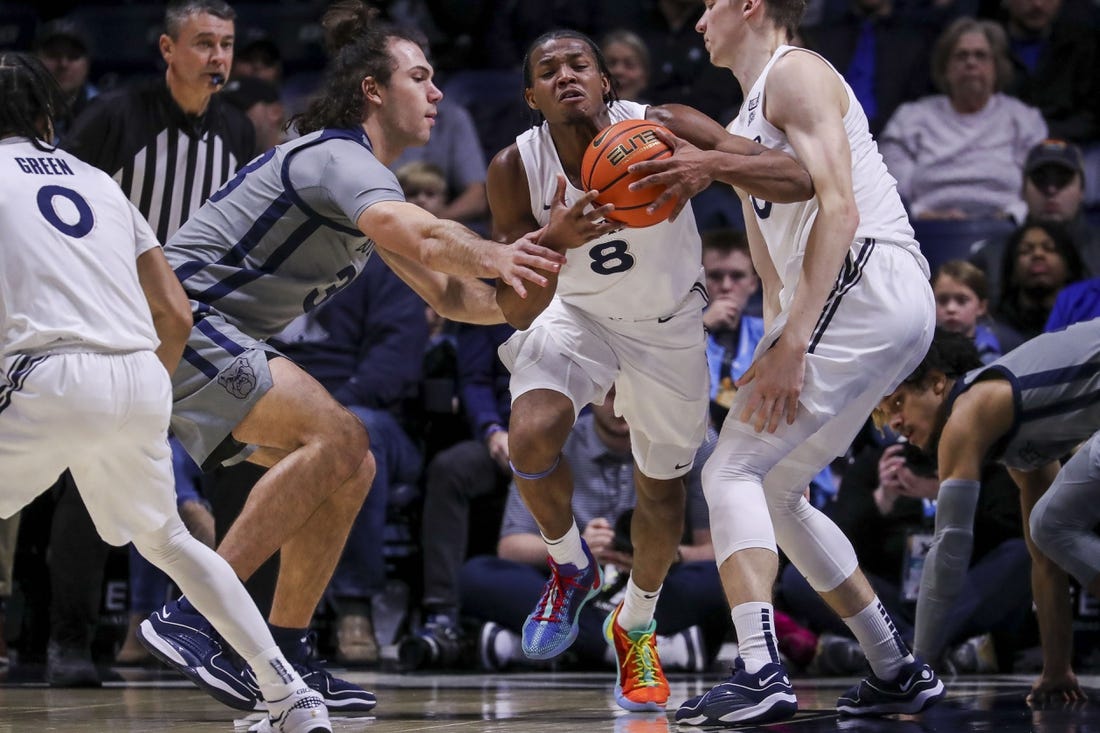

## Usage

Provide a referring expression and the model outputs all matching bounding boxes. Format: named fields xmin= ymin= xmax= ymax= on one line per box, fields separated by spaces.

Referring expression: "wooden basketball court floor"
xmin=0 ymin=665 xmax=1095 ymax=732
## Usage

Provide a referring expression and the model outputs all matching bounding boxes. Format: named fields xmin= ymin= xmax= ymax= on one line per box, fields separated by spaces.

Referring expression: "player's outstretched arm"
xmin=136 ymin=246 xmax=192 ymax=376
xmin=374 ymin=246 xmax=500 ymax=325
xmin=914 ymin=381 xmax=1012 ymax=661
xmin=358 ymin=200 xmax=564 ymax=300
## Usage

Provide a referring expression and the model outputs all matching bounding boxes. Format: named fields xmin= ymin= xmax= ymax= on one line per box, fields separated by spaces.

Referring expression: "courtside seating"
xmin=912 ymin=218 xmax=1018 ymax=274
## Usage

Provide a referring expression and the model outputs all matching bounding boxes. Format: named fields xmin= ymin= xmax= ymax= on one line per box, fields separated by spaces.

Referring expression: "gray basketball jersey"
xmin=954 ymin=318 xmax=1100 ymax=471
xmin=163 ymin=128 xmax=405 ymax=340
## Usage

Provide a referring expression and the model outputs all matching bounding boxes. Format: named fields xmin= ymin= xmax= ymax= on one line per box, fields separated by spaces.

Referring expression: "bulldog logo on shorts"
xmin=218 ymin=356 xmax=257 ymax=399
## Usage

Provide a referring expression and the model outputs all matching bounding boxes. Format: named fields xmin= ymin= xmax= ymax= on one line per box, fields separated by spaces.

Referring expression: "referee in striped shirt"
xmin=43 ymin=0 xmax=254 ymax=686
xmin=62 ymin=0 xmax=254 ymax=243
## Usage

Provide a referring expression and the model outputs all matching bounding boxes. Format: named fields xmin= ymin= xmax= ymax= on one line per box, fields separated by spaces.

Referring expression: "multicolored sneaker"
xmin=675 ymin=657 xmax=797 ymax=726
xmin=138 ymin=599 xmax=262 ymax=711
xmin=521 ymin=539 xmax=602 ymax=660
xmin=836 ymin=657 xmax=945 ymax=716
xmin=604 ymin=603 xmax=669 ymax=712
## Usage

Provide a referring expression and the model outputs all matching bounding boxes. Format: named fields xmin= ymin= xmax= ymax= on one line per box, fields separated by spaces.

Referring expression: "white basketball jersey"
xmin=1 ymin=137 xmax=160 ymax=357
xmin=516 ymin=100 xmax=703 ymax=320
xmin=727 ymin=46 xmax=927 ymax=312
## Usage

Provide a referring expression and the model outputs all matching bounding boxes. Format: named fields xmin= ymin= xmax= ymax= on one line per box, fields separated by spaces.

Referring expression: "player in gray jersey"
xmin=139 ymin=2 xmax=565 ymax=716
xmin=877 ymin=320 xmax=1100 ymax=704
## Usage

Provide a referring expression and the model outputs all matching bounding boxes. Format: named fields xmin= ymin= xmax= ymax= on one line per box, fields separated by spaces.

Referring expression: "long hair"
xmin=0 ymin=52 xmax=65 ymax=151
xmin=522 ymin=29 xmax=619 ymax=122
xmin=292 ymin=1 xmax=422 ymax=135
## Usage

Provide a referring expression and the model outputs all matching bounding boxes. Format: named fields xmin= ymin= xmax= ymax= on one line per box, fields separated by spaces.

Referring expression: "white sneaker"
xmin=478 ymin=622 xmax=520 ymax=671
xmin=249 ymin=687 xmax=331 ymax=733
xmin=656 ymin=625 xmax=706 ymax=672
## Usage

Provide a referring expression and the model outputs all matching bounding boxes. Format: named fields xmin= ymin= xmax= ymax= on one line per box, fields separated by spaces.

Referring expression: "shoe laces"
xmin=532 ymin=561 xmax=589 ymax=623
xmin=622 ymin=628 xmax=662 ymax=687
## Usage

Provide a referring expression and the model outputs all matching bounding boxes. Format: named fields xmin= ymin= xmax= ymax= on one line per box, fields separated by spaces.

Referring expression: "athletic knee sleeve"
xmin=133 ymin=518 xmax=276 ymax=660
xmin=913 ymin=478 xmax=979 ymax=660
xmin=702 ymin=456 xmax=775 ymax=566
xmin=772 ymin=497 xmax=858 ymax=592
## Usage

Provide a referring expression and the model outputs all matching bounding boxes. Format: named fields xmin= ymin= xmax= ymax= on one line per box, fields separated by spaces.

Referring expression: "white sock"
xmin=543 ymin=522 xmax=588 ymax=571
xmin=246 ymin=646 xmax=301 ymax=704
xmin=616 ymin=574 xmax=660 ymax=631
xmin=731 ymin=602 xmax=781 ymax=673
xmin=843 ymin=598 xmax=914 ymax=680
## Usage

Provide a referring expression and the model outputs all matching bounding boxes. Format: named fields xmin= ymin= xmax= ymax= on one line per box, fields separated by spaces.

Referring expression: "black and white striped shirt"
xmin=62 ymin=78 xmax=254 ymax=243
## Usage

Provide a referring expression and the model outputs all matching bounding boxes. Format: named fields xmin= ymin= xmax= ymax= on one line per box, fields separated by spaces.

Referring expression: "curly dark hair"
xmin=903 ymin=326 xmax=983 ymax=388
xmin=0 ymin=52 xmax=65 ymax=151
xmin=291 ymin=0 xmax=422 ymax=135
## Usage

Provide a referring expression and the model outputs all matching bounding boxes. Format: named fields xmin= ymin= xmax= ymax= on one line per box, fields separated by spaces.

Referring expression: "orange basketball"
xmin=581 ymin=119 xmax=676 ymax=228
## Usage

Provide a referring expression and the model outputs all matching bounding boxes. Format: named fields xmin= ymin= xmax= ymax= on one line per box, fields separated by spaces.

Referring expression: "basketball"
xmin=581 ymin=119 xmax=676 ymax=228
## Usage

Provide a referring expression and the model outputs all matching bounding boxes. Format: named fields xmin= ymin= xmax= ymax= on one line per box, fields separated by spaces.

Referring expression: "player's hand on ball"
xmin=544 ymin=175 xmax=619 ymax=249
xmin=627 ymin=128 xmax=710 ymax=222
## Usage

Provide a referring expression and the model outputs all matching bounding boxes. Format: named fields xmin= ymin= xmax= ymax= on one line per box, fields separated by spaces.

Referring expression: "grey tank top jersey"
xmin=952 ymin=318 xmax=1100 ymax=471
xmin=163 ymin=128 xmax=405 ymax=340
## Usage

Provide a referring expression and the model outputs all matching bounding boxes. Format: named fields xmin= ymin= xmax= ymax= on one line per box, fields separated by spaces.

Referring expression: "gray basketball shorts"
xmin=170 ymin=308 xmax=280 ymax=470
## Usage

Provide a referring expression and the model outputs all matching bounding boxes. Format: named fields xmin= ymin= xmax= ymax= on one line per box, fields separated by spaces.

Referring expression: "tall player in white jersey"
xmin=0 ymin=53 xmax=331 ymax=733
xmin=487 ymin=29 xmax=813 ymax=712
xmin=629 ymin=1 xmax=945 ymax=725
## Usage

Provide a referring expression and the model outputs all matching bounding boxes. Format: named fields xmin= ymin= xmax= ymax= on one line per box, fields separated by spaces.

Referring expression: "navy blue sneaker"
xmin=675 ymin=657 xmax=797 ymax=726
xmin=836 ymin=658 xmax=945 ymax=716
xmin=284 ymin=633 xmax=377 ymax=716
xmin=521 ymin=539 xmax=602 ymax=660
xmin=138 ymin=600 xmax=262 ymax=711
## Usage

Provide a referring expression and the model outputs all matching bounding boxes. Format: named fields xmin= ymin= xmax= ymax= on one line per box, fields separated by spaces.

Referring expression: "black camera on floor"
xmin=397 ymin=622 xmax=470 ymax=670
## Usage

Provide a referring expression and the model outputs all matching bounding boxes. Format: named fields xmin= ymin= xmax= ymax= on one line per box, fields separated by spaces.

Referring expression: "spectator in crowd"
xmin=459 ymin=389 xmax=727 ymax=672
xmin=991 ymin=220 xmax=1086 ymax=352
xmin=222 ymin=75 xmax=288 ymax=155
xmin=701 ymin=229 xmax=763 ymax=427
xmin=272 ymin=256 xmax=429 ymax=667
xmin=972 ymin=139 xmax=1100 ymax=306
xmin=999 ymin=0 xmax=1100 ymax=144
xmin=1045 ymin=276 xmax=1100 ymax=331
xmin=232 ymin=28 xmax=283 ymax=85
xmin=33 ymin=18 xmax=98 ymax=142
xmin=395 ymin=161 xmax=449 ymax=220
xmin=802 ymin=0 xmax=934 ymax=136
xmin=601 ymin=28 xmax=651 ymax=103
xmin=879 ymin=17 xmax=1047 ymax=222
xmin=44 ymin=0 xmax=252 ymax=687
xmin=397 ymin=322 xmax=514 ymax=669
xmin=0 ymin=515 xmax=17 ymax=670
xmin=932 ymin=260 xmax=1001 ymax=364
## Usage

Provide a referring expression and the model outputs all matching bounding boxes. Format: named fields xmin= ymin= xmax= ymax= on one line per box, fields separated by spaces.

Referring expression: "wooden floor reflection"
xmin=0 ymin=665 xmax=1095 ymax=731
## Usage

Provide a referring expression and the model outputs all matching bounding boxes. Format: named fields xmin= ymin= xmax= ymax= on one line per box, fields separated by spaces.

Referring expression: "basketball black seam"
xmin=581 ymin=119 xmax=653 ymax=190
xmin=596 ymin=145 xmax=670 ymax=197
